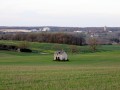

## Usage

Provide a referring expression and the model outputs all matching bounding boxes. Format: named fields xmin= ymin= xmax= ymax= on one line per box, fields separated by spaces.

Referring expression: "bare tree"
xmin=18 ymin=41 xmax=30 ymax=49
xmin=52 ymin=44 xmax=62 ymax=51
xmin=87 ymin=38 xmax=99 ymax=52
xmin=69 ymin=45 xmax=79 ymax=54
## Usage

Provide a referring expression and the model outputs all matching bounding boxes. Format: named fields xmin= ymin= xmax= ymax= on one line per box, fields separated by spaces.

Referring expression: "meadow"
xmin=0 ymin=40 xmax=120 ymax=90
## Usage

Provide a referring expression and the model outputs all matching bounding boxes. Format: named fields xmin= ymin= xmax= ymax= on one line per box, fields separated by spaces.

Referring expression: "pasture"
xmin=0 ymin=40 xmax=120 ymax=90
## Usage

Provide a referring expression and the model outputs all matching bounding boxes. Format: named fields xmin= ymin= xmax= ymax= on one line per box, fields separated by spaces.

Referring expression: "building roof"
xmin=54 ymin=50 xmax=66 ymax=55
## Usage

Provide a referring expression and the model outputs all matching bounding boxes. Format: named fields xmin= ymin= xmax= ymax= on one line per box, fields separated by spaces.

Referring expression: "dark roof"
xmin=54 ymin=50 xmax=66 ymax=54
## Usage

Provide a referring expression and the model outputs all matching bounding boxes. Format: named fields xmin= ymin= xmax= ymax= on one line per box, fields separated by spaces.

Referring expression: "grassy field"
xmin=0 ymin=40 xmax=120 ymax=53
xmin=0 ymin=40 xmax=120 ymax=90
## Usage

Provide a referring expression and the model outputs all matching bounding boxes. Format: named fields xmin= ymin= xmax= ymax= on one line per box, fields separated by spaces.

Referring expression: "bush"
xmin=18 ymin=48 xmax=32 ymax=52
xmin=0 ymin=44 xmax=18 ymax=51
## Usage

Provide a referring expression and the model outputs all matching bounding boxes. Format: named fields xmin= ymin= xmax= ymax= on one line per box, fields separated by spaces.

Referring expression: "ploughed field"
xmin=0 ymin=40 xmax=120 ymax=90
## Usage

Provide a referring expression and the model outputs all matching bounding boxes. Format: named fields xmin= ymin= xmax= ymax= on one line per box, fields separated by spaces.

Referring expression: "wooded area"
xmin=0 ymin=33 xmax=85 ymax=46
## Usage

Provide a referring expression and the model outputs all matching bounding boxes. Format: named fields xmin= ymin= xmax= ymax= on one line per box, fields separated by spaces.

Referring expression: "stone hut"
xmin=54 ymin=50 xmax=68 ymax=61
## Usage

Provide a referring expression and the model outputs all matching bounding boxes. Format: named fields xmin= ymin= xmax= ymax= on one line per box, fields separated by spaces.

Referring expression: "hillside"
xmin=0 ymin=40 xmax=120 ymax=55
xmin=0 ymin=40 xmax=120 ymax=90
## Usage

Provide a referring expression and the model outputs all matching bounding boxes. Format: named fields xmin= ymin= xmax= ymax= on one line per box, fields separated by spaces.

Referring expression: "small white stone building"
xmin=54 ymin=50 xmax=68 ymax=61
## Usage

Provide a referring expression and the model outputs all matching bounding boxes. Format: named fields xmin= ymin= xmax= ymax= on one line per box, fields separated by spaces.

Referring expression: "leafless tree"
xmin=87 ymin=37 xmax=99 ymax=52
xmin=69 ymin=45 xmax=79 ymax=54
xmin=18 ymin=41 xmax=30 ymax=49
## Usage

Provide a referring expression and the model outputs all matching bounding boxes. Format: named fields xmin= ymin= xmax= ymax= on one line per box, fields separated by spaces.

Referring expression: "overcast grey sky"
xmin=0 ymin=0 xmax=120 ymax=27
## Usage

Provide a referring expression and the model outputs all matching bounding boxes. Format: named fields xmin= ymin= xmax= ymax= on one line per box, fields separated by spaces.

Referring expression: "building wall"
xmin=54 ymin=52 xmax=68 ymax=60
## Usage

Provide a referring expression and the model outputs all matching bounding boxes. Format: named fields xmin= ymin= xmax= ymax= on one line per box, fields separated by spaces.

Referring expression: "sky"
xmin=0 ymin=0 xmax=120 ymax=27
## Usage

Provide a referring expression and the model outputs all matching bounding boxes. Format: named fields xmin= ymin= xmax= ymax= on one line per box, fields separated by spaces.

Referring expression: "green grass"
xmin=0 ymin=50 xmax=120 ymax=90
xmin=0 ymin=40 xmax=120 ymax=54
xmin=0 ymin=40 xmax=120 ymax=90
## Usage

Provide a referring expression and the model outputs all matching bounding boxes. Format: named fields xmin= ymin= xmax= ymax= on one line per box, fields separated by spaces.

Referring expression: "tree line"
xmin=0 ymin=32 xmax=85 ymax=46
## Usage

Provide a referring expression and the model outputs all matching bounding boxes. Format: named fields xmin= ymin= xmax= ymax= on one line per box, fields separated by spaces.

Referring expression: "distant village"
xmin=0 ymin=26 xmax=119 ymax=34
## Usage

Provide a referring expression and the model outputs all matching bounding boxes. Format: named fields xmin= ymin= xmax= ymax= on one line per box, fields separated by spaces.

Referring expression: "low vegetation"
xmin=0 ymin=40 xmax=119 ymax=54
xmin=0 ymin=40 xmax=120 ymax=90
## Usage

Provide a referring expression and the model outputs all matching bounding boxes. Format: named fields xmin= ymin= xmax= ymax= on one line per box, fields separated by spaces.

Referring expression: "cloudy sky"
xmin=0 ymin=0 xmax=120 ymax=27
